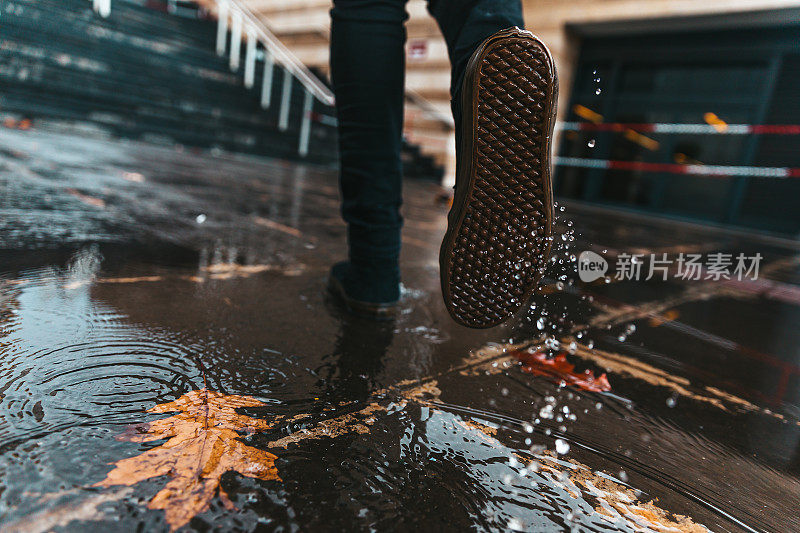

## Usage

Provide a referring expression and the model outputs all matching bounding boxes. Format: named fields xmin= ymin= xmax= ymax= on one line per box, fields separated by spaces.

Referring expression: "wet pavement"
xmin=1 ymin=126 xmax=799 ymax=532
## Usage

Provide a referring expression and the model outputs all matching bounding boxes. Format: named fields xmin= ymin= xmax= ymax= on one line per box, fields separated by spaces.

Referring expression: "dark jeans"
xmin=330 ymin=0 xmax=524 ymax=268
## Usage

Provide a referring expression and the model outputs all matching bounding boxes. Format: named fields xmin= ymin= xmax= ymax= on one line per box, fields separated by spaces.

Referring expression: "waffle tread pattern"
xmin=445 ymin=35 xmax=555 ymax=328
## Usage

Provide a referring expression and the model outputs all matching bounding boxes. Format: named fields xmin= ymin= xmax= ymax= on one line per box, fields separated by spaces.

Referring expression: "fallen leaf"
xmin=66 ymin=188 xmax=105 ymax=208
xmin=511 ymin=350 xmax=611 ymax=392
xmin=266 ymin=402 xmax=384 ymax=449
xmin=94 ymin=389 xmax=279 ymax=531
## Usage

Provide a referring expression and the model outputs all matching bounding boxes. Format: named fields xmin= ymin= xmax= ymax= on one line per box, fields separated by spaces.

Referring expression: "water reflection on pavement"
xmin=1 ymin=128 xmax=798 ymax=532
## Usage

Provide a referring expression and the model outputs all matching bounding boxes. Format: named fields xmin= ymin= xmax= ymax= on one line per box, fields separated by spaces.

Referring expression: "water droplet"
xmin=508 ymin=518 xmax=524 ymax=531
xmin=587 ymin=139 xmax=596 ymax=148
xmin=195 ymin=214 xmax=207 ymax=224
xmin=595 ymin=88 xmax=602 ymax=95
xmin=666 ymin=397 xmax=677 ymax=408
xmin=555 ymin=439 xmax=570 ymax=455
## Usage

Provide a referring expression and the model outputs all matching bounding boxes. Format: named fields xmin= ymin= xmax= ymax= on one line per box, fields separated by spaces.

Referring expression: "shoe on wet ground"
xmin=327 ymin=261 xmax=400 ymax=320
xmin=440 ymin=26 xmax=557 ymax=329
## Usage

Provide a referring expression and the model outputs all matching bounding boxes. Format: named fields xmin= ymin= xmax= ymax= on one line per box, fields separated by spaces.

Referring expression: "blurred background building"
xmin=2 ymin=0 xmax=799 ymax=235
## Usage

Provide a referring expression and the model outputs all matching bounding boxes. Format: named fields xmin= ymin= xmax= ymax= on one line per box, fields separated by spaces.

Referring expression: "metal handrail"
xmin=215 ymin=0 xmax=334 ymax=106
xmin=89 ymin=0 xmax=336 ymax=158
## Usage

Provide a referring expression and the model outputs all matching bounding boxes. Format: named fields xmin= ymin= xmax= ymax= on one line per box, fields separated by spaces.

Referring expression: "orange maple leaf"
xmin=512 ymin=350 xmax=612 ymax=392
xmin=94 ymin=389 xmax=280 ymax=531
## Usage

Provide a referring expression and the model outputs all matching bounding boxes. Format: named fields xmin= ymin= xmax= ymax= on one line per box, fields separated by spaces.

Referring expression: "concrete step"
xmin=1 ymin=0 xmax=339 ymax=164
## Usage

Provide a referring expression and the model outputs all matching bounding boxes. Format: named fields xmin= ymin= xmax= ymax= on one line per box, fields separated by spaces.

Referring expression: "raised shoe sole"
xmin=440 ymin=27 xmax=557 ymax=328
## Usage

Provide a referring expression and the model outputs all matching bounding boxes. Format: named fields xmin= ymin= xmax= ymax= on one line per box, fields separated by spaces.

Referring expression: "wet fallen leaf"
xmin=649 ymin=308 xmax=680 ymax=327
xmin=267 ymin=402 xmax=384 ymax=449
xmin=65 ymin=188 xmax=105 ymax=208
xmin=94 ymin=389 xmax=279 ymax=531
xmin=511 ymin=350 xmax=611 ymax=392
xmin=458 ymin=418 xmax=708 ymax=532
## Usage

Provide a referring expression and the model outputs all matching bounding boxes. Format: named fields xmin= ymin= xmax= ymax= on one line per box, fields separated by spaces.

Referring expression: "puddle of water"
xmin=2 ymin=129 xmax=799 ymax=531
xmin=0 ymin=261 xmax=721 ymax=532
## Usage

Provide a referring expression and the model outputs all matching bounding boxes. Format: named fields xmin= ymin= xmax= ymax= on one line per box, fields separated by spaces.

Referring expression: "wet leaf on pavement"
xmin=512 ymin=350 xmax=612 ymax=392
xmin=94 ymin=389 xmax=279 ymax=531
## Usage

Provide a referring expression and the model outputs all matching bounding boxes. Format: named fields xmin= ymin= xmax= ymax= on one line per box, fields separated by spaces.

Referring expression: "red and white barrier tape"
xmin=555 ymin=157 xmax=800 ymax=179
xmin=558 ymin=122 xmax=800 ymax=135
xmin=309 ymin=113 xmax=798 ymax=178
xmin=312 ymin=113 xmax=800 ymax=137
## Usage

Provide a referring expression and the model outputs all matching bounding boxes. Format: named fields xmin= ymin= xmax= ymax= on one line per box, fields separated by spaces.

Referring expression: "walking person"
xmin=327 ymin=0 xmax=557 ymax=328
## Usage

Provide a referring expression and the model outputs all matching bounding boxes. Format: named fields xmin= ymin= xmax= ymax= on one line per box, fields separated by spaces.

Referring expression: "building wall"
xmin=518 ymin=0 xmax=800 ymax=123
xmin=241 ymin=0 xmax=800 ymax=187
xmin=404 ymin=0 xmax=800 ymax=185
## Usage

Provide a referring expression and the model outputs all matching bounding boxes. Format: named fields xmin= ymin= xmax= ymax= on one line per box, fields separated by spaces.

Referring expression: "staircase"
xmin=211 ymin=0 xmax=454 ymax=184
xmin=0 ymin=0 xmax=340 ymax=162
xmin=0 ymin=0 xmax=444 ymax=179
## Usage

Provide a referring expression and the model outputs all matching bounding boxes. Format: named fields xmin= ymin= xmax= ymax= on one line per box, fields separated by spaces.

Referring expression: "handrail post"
xmin=260 ymin=50 xmax=274 ymax=109
xmin=217 ymin=0 xmax=335 ymax=107
xmin=298 ymin=89 xmax=313 ymax=157
xmin=215 ymin=0 xmax=228 ymax=56
xmin=278 ymin=69 xmax=292 ymax=131
xmin=94 ymin=0 xmax=111 ymax=17
xmin=244 ymin=27 xmax=256 ymax=88
xmin=229 ymin=9 xmax=242 ymax=71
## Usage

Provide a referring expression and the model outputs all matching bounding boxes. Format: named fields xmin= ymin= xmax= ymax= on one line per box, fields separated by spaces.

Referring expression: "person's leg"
xmin=427 ymin=0 xmax=524 ymax=130
xmin=329 ymin=0 xmax=408 ymax=310
xmin=430 ymin=0 xmax=558 ymax=328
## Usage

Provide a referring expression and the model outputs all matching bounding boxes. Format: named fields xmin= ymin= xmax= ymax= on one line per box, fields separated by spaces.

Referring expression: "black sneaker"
xmin=440 ymin=27 xmax=557 ymax=329
xmin=327 ymin=261 xmax=400 ymax=320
